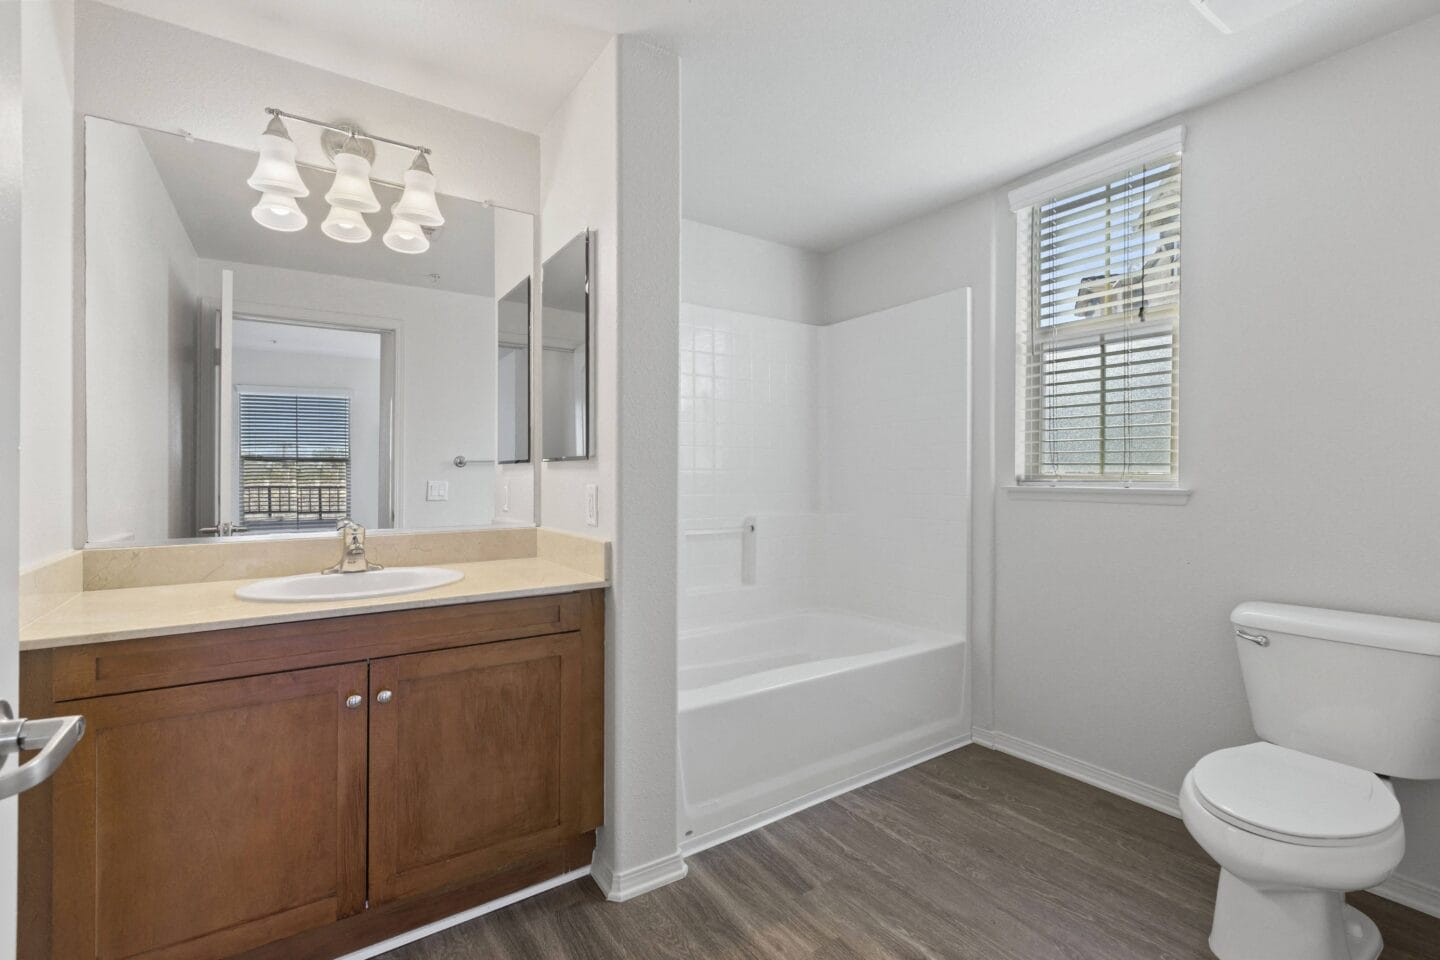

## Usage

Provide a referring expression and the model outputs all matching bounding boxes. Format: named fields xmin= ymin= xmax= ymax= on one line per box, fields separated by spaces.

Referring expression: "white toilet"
xmin=1181 ymin=602 xmax=1440 ymax=960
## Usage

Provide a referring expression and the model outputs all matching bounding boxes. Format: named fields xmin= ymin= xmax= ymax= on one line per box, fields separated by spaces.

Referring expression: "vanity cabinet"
xmin=19 ymin=590 xmax=605 ymax=960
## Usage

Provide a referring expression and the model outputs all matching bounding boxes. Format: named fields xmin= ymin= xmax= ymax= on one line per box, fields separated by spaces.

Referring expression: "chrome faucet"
xmin=325 ymin=519 xmax=383 ymax=574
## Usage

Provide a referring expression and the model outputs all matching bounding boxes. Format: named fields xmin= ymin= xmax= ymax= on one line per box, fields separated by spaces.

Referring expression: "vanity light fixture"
xmin=382 ymin=208 xmax=430 ymax=254
xmin=392 ymin=152 xmax=445 ymax=227
xmin=324 ymin=141 xmax=381 ymax=214
xmin=246 ymin=115 xmax=308 ymax=198
xmin=248 ymin=108 xmax=441 ymax=252
xmin=321 ymin=204 xmax=372 ymax=244
xmin=251 ymin=192 xmax=308 ymax=232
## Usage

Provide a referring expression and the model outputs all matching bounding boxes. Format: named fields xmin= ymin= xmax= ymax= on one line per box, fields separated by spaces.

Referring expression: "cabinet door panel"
xmin=368 ymin=633 xmax=584 ymax=904
xmin=51 ymin=664 xmax=368 ymax=960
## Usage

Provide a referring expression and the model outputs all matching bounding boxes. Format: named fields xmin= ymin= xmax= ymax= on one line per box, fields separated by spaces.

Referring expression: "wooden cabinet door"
xmin=367 ymin=633 xmax=592 ymax=904
xmin=50 ymin=663 xmax=369 ymax=960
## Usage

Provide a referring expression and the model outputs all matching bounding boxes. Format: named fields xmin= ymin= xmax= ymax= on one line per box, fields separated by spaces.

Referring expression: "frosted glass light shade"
xmin=324 ymin=151 xmax=380 ymax=213
xmin=383 ymin=211 xmax=429 ymax=255
xmin=392 ymin=153 xmax=444 ymax=227
xmin=321 ymin=204 xmax=371 ymax=243
xmin=251 ymin=192 xmax=308 ymax=232
xmin=246 ymin=117 xmax=308 ymax=198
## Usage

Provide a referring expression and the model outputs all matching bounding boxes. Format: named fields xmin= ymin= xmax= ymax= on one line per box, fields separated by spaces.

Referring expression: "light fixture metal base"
xmin=321 ymin=126 xmax=376 ymax=164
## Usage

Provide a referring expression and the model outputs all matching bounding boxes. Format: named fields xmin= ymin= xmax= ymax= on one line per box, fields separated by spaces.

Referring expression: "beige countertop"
xmin=20 ymin=557 xmax=608 ymax=651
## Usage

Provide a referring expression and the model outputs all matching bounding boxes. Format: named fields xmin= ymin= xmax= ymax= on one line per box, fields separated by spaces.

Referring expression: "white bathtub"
xmin=678 ymin=610 xmax=968 ymax=852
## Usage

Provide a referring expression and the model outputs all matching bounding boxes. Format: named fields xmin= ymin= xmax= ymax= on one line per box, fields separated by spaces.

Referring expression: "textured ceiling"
xmin=100 ymin=0 xmax=1440 ymax=250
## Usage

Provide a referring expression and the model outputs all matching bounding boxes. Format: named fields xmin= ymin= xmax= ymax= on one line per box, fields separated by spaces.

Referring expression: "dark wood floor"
xmin=378 ymin=746 xmax=1440 ymax=959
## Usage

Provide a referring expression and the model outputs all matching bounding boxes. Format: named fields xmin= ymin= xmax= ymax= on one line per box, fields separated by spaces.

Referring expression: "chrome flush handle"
xmin=1235 ymin=628 xmax=1270 ymax=647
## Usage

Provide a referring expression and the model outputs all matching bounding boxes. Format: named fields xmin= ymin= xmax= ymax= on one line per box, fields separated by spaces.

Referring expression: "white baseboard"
xmin=974 ymin=728 xmax=1181 ymax=817
xmin=334 ymin=866 xmax=591 ymax=960
xmin=972 ymin=728 xmax=1440 ymax=920
xmin=590 ymin=849 xmax=689 ymax=902
xmin=1371 ymin=872 xmax=1440 ymax=920
xmin=682 ymin=734 xmax=973 ymax=857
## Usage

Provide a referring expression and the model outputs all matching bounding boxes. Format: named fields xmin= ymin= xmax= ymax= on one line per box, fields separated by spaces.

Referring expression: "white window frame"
xmin=1007 ymin=125 xmax=1191 ymax=504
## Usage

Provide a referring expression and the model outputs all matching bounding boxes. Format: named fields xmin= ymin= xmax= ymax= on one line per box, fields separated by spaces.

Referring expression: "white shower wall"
xmin=678 ymin=288 xmax=968 ymax=635
xmin=815 ymin=290 xmax=969 ymax=632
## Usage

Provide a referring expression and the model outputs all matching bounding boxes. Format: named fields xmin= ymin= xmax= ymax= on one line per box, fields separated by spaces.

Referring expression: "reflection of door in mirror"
xmin=497 ymin=278 xmax=530 ymax=463
xmin=541 ymin=233 xmax=590 ymax=461
xmin=82 ymin=116 xmax=534 ymax=544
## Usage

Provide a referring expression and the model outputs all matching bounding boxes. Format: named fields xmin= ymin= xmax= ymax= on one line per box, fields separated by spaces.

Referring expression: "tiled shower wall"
xmin=679 ymin=304 xmax=819 ymax=624
xmin=678 ymin=291 xmax=968 ymax=634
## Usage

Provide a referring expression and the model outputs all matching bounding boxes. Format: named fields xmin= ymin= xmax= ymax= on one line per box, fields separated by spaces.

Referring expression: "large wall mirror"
xmin=541 ymin=232 xmax=592 ymax=461
xmin=82 ymin=116 xmax=536 ymax=545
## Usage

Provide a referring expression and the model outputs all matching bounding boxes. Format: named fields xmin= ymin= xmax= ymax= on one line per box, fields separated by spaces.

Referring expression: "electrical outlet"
xmin=426 ymin=480 xmax=449 ymax=502
xmin=502 ymin=480 xmax=511 ymax=512
xmin=585 ymin=483 xmax=598 ymax=527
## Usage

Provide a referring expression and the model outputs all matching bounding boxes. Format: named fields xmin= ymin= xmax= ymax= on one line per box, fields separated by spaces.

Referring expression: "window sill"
xmin=1003 ymin=484 xmax=1192 ymax=505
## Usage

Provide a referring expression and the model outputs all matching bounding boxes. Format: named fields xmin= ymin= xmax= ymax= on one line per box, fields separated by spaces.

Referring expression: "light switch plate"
xmin=585 ymin=483 xmax=598 ymax=527
xmin=426 ymin=480 xmax=449 ymax=502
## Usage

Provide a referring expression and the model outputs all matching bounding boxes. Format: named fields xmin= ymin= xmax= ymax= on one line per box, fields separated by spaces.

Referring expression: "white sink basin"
xmin=235 ymin=567 xmax=464 ymax=603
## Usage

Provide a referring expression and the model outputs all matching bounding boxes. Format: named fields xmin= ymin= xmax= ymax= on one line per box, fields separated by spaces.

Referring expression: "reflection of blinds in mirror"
xmin=1019 ymin=150 xmax=1181 ymax=482
xmin=238 ymin=393 xmax=351 ymax=530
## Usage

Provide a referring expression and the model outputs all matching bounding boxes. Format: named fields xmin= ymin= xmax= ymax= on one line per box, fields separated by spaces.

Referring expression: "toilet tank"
xmin=1232 ymin=602 xmax=1440 ymax=779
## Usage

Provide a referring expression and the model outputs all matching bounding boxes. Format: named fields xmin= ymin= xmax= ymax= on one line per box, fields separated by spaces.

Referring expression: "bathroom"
xmin=3 ymin=2 xmax=1440 ymax=959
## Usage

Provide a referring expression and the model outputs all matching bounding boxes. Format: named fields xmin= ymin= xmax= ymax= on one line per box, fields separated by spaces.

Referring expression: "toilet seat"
xmin=1192 ymin=742 xmax=1401 ymax=847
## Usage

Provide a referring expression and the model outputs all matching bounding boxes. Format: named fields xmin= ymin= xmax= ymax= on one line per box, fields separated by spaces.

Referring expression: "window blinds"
xmin=238 ymin=393 xmax=352 ymax=529
xmin=1018 ymin=148 xmax=1182 ymax=483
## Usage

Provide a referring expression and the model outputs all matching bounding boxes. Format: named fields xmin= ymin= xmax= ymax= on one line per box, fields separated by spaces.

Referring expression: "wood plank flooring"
xmin=377 ymin=746 xmax=1440 ymax=959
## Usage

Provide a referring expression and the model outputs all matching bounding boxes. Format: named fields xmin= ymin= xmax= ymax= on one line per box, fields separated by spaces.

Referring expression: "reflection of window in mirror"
xmin=541 ymin=232 xmax=590 ymax=461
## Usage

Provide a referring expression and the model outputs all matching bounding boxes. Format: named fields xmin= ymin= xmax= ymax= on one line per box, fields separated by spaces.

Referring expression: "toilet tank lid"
xmin=1232 ymin=602 xmax=1440 ymax=657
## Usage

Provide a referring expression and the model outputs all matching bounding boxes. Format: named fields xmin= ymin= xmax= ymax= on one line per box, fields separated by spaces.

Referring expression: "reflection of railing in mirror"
xmin=241 ymin=484 xmax=350 ymax=531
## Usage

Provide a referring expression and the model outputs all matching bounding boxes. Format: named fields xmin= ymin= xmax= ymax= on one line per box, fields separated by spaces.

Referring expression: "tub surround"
xmin=20 ymin=527 xmax=609 ymax=650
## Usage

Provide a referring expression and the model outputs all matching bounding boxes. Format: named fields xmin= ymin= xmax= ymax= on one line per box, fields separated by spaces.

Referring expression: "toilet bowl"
xmin=1180 ymin=742 xmax=1404 ymax=960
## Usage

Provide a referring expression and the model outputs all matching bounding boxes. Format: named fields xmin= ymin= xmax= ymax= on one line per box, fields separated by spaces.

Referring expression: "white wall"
xmin=682 ymin=220 xmax=822 ymax=325
xmin=822 ymin=14 xmax=1440 ymax=906
xmin=540 ymin=36 xmax=684 ymax=897
xmin=606 ymin=34 xmax=682 ymax=895
xmin=200 ymin=260 xmax=497 ymax=531
xmin=1 ymin=0 xmax=24 ymax=947
xmin=19 ymin=0 xmax=75 ymax=568
xmin=539 ymin=42 xmax=617 ymax=537
xmin=85 ymin=120 xmax=199 ymax=543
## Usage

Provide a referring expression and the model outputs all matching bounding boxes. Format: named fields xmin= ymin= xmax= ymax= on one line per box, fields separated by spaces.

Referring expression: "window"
xmin=238 ymin=392 xmax=351 ymax=531
xmin=1011 ymin=129 xmax=1183 ymax=484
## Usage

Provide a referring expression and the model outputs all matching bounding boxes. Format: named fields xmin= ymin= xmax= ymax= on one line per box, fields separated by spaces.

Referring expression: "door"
xmin=49 ymin=663 xmax=368 ymax=960
xmin=367 ymin=633 xmax=587 ymax=904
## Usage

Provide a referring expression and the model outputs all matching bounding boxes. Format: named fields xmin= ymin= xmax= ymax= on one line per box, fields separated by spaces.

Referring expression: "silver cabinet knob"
xmin=376 ymin=689 xmax=393 ymax=704
xmin=345 ymin=694 xmax=363 ymax=709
